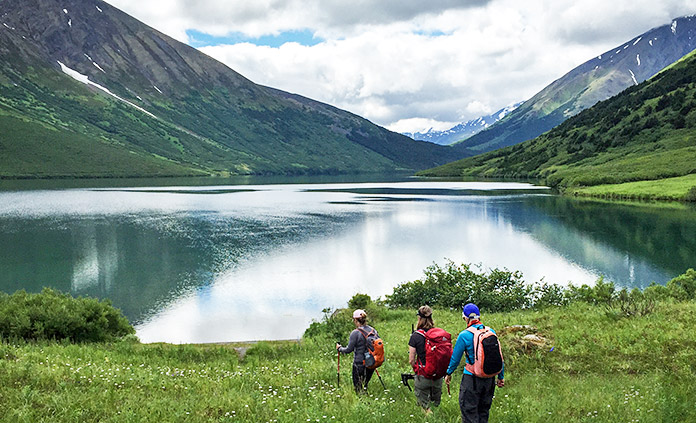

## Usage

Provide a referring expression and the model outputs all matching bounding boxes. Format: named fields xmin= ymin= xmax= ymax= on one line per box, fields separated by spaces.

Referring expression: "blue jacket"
xmin=446 ymin=322 xmax=504 ymax=379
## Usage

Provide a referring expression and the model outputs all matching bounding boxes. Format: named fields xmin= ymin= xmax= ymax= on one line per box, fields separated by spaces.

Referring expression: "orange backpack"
xmin=465 ymin=325 xmax=503 ymax=378
xmin=358 ymin=328 xmax=385 ymax=370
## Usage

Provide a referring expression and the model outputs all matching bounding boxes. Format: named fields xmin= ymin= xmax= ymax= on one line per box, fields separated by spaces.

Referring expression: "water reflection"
xmin=0 ymin=181 xmax=693 ymax=343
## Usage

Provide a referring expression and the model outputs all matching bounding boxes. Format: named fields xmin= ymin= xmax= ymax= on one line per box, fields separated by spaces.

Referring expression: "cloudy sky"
xmin=105 ymin=0 xmax=696 ymax=133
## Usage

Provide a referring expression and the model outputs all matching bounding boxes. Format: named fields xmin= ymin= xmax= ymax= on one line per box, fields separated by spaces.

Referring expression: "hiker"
xmin=445 ymin=303 xmax=505 ymax=423
xmin=336 ymin=309 xmax=380 ymax=393
xmin=408 ymin=305 xmax=452 ymax=413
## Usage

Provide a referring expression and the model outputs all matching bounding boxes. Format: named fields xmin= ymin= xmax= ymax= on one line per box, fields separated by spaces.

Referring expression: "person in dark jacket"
xmin=336 ymin=309 xmax=378 ymax=393
xmin=408 ymin=305 xmax=443 ymax=413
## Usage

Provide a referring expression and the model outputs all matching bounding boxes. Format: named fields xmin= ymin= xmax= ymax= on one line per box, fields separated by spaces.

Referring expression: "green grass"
xmin=2 ymin=301 xmax=695 ymax=422
xmin=566 ymin=173 xmax=696 ymax=201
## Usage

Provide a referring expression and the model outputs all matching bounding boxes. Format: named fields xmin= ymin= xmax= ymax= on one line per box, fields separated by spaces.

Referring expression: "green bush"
xmin=304 ymin=308 xmax=354 ymax=341
xmin=565 ymin=277 xmax=616 ymax=305
xmin=605 ymin=288 xmax=655 ymax=319
xmin=666 ymin=268 xmax=696 ymax=300
xmin=685 ymin=187 xmax=696 ymax=202
xmin=347 ymin=293 xmax=372 ymax=310
xmin=531 ymin=282 xmax=569 ymax=308
xmin=0 ymin=288 xmax=134 ymax=342
xmin=386 ymin=261 xmax=533 ymax=312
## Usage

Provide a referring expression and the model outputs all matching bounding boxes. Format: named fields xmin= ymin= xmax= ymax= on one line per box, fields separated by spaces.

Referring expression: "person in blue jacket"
xmin=444 ymin=303 xmax=504 ymax=423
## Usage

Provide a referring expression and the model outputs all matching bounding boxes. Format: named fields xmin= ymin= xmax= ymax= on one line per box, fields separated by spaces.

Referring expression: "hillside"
xmin=0 ymin=0 xmax=459 ymax=178
xmin=419 ymin=49 xmax=696 ymax=198
xmin=449 ymin=16 xmax=696 ymax=157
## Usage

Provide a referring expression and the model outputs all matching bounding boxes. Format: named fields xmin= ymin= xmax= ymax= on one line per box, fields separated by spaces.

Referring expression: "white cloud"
xmin=106 ymin=0 xmax=696 ymax=133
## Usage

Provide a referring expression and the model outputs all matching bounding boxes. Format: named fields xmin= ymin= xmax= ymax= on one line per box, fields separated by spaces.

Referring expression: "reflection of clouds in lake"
xmin=137 ymin=193 xmax=601 ymax=343
xmin=71 ymin=223 xmax=118 ymax=292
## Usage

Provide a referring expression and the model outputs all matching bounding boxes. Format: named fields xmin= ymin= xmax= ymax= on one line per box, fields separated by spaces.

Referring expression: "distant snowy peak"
xmin=404 ymin=102 xmax=522 ymax=145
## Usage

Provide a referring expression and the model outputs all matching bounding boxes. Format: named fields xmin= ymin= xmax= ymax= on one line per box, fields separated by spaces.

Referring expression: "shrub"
xmin=666 ymin=268 xmax=696 ymax=300
xmin=304 ymin=308 xmax=354 ymax=341
xmin=0 ymin=288 xmax=134 ymax=342
xmin=643 ymin=283 xmax=672 ymax=301
xmin=605 ymin=288 xmax=655 ymax=319
xmin=565 ymin=277 xmax=616 ymax=305
xmin=530 ymin=282 xmax=569 ymax=308
xmin=348 ymin=293 xmax=372 ymax=310
xmin=386 ymin=261 xmax=532 ymax=312
xmin=684 ymin=187 xmax=696 ymax=202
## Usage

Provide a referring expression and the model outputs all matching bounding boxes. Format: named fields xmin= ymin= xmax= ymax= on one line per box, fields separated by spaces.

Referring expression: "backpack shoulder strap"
xmin=414 ymin=329 xmax=426 ymax=337
xmin=357 ymin=327 xmax=375 ymax=339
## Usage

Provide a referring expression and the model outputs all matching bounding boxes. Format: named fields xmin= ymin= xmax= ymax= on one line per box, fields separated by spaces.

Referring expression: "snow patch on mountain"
xmin=57 ymin=61 xmax=156 ymax=119
xmin=628 ymin=69 xmax=638 ymax=85
xmin=672 ymin=20 xmax=678 ymax=34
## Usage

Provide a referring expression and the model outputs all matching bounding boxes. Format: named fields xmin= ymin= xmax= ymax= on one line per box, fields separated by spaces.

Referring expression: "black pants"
xmin=459 ymin=374 xmax=495 ymax=423
xmin=352 ymin=363 xmax=374 ymax=393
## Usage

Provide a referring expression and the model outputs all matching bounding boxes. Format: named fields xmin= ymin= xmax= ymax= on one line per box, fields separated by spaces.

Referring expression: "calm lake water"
xmin=0 ymin=177 xmax=694 ymax=343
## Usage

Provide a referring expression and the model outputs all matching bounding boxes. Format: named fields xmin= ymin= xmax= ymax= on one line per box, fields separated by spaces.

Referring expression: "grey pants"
xmin=414 ymin=375 xmax=443 ymax=409
xmin=459 ymin=374 xmax=495 ymax=423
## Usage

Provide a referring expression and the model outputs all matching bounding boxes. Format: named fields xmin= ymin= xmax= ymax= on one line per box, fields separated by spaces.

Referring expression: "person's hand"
xmin=444 ymin=374 xmax=451 ymax=386
xmin=496 ymin=378 xmax=505 ymax=388
xmin=336 ymin=343 xmax=341 ymax=351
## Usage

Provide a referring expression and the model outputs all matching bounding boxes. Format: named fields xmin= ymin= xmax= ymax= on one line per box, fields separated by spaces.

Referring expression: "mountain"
xmin=418 ymin=49 xmax=696 ymax=191
xmin=402 ymin=103 xmax=521 ymax=145
xmin=450 ymin=15 xmax=696 ymax=157
xmin=0 ymin=0 xmax=459 ymax=178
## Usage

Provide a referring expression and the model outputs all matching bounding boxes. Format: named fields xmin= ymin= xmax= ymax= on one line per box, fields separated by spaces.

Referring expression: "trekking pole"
xmin=337 ymin=350 xmax=340 ymax=388
xmin=374 ymin=369 xmax=386 ymax=390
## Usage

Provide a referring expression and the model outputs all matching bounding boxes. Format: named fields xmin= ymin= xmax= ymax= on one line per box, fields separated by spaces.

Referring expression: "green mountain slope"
xmin=450 ymin=16 xmax=696 ymax=157
xmin=0 ymin=0 xmax=459 ymax=178
xmin=419 ymin=50 xmax=696 ymax=192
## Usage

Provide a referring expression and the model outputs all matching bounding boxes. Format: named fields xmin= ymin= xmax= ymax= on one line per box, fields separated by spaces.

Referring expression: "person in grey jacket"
xmin=336 ymin=309 xmax=378 ymax=393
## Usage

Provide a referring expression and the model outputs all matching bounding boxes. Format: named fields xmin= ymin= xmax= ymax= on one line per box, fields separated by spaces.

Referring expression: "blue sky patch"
xmin=186 ymin=29 xmax=324 ymax=48
xmin=413 ymin=29 xmax=449 ymax=37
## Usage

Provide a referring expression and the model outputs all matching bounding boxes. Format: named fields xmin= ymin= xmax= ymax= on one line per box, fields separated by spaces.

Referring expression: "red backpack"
xmin=465 ymin=325 xmax=504 ymax=378
xmin=358 ymin=328 xmax=385 ymax=370
xmin=413 ymin=328 xmax=453 ymax=379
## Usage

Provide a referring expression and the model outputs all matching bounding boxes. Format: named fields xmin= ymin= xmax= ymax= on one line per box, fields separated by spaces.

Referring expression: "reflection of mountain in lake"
xmin=0 ymin=211 xmax=356 ymax=323
xmin=513 ymin=196 xmax=696 ymax=288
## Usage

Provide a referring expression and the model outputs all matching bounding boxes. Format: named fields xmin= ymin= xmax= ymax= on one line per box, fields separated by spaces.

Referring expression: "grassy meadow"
xmin=566 ymin=173 xmax=696 ymax=202
xmin=2 ymin=300 xmax=696 ymax=422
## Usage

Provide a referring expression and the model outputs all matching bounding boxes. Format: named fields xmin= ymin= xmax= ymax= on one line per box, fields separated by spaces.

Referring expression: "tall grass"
xmin=2 ymin=268 xmax=695 ymax=422
xmin=2 ymin=298 xmax=696 ymax=421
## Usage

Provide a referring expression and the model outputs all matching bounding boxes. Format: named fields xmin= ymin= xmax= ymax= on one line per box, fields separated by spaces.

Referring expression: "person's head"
xmin=353 ymin=309 xmax=367 ymax=326
xmin=416 ymin=305 xmax=434 ymax=330
xmin=462 ymin=303 xmax=480 ymax=324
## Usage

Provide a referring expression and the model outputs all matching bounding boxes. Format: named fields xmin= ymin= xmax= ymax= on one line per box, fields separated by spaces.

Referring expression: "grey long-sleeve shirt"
xmin=339 ymin=325 xmax=377 ymax=365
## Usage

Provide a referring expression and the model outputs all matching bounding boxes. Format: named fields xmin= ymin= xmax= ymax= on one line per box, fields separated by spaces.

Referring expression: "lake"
xmin=0 ymin=177 xmax=694 ymax=343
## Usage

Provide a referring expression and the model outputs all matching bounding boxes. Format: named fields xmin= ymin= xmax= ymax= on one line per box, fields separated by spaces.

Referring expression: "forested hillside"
xmin=420 ymin=50 xmax=696 ymax=197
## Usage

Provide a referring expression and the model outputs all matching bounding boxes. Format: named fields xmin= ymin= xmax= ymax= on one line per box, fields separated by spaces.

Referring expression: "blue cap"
xmin=462 ymin=303 xmax=480 ymax=318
